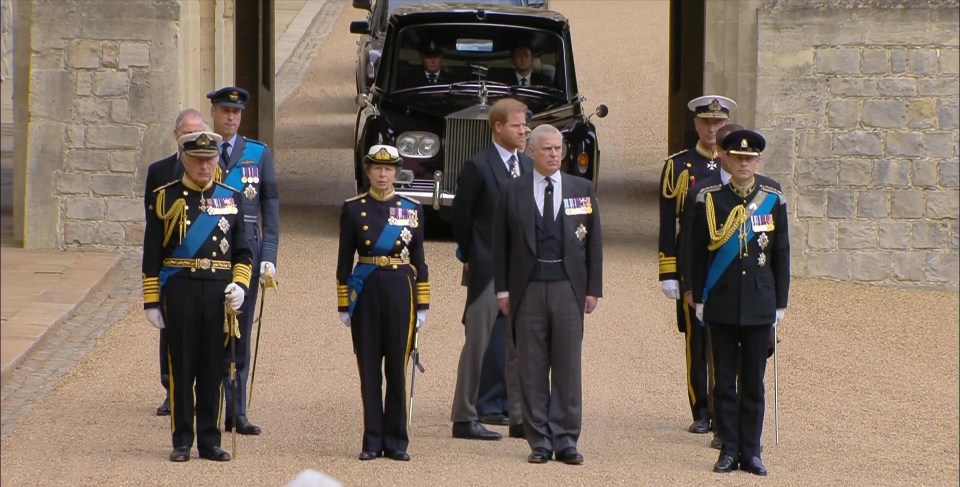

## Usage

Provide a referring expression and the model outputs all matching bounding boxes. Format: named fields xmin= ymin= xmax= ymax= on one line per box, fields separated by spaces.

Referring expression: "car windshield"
xmin=389 ymin=24 xmax=566 ymax=95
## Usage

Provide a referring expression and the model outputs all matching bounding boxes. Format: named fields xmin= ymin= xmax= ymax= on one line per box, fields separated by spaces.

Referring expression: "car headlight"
xmin=396 ymin=132 xmax=440 ymax=159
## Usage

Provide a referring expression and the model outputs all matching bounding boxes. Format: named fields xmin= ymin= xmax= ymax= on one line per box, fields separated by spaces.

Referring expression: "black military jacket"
xmin=689 ymin=176 xmax=790 ymax=326
xmin=336 ymin=191 xmax=430 ymax=311
xmin=658 ymin=143 xmax=722 ymax=281
xmin=142 ymin=177 xmax=254 ymax=309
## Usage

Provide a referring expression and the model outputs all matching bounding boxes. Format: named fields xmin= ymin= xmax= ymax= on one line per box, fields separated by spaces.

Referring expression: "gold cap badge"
xmin=708 ymin=99 xmax=722 ymax=113
xmin=229 ymin=91 xmax=239 ymax=101
xmin=741 ymin=138 xmax=749 ymax=149
xmin=197 ymin=133 xmax=210 ymax=146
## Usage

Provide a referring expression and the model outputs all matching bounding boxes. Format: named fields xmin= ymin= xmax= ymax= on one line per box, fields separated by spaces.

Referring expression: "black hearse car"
xmin=353 ymin=4 xmax=607 ymax=218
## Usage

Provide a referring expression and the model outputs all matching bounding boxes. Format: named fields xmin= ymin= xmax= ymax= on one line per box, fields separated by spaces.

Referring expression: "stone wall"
xmin=1 ymin=0 xmax=12 ymax=80
xmin=755 ymin=3 xmax=959 ymax=287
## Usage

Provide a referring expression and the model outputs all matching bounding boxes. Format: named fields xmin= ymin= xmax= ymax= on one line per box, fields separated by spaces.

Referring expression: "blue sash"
xmin=702 ymin=191 xmax=777 ymax=305
xmin=158 ymin=184 xmax=235 ymax=289
xmin=223 ymin=140 xmax=265 ymax=190
xmin=347 ymin=197 xmax=416 ymax=316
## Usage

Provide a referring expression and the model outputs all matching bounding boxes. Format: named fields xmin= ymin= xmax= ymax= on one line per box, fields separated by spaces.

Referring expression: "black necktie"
xmin=221 ymin=142 xmax=231 ymax=165
xmin=428 ymin=73 xmax=437 ymax=84
xmin=520 ymin=77 xmax=528 ymax=86
xmin=508 ymin=154 xmax=519 ymax=178
xmin=543 ymin=177 xmax=554 ymax=221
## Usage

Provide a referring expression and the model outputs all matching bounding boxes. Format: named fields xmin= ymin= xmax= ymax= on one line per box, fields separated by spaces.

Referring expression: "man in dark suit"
xmin=142 ymin=107 xmax=206 ymax=417
xmin=209 ymin=86 xmax=281 ymax=436
xmin=398 ymin=40 xmax=455 ymax=89
xmin=689 ymin=129 xmax=790 ymax=477
xmin=493 ymin=124 xmax=603 ymax=465
xmin=451 ymin=98 xmax=532 ymax=441
xmin=493 ymin=44 xmax=551 ymax=87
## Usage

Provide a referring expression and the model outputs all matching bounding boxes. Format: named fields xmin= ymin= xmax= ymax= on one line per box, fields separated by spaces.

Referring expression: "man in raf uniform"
xmin=143 ymin=108 xmax=207 ymax=417
xmin=336 ymin=145 xmax=430 ymax=461
xmin=658 ymin=95 xmax=736 ymax=436
xmin=689 ymin=129 xmax=790 ymax=476
xmin=142 ymin=131 xmax=253 ymax=462
xmin=208 ymin=86 xmax=280 ymax=436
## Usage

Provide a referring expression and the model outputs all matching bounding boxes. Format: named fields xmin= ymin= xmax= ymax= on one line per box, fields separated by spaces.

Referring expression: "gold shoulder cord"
xmin=214 ymin=166 xmax=223 ymax=184
xmin=706 ymin=192 xmax=746 ymax=251
xmin=154 ymin=189 xmax=187 ymax=247
xmin=661 ymin=159 xmax=690 ymax=216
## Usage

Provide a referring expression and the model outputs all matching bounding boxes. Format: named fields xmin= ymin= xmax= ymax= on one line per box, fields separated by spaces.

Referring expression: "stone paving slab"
xmin=0 ymin=248 xmax=121 ymax=382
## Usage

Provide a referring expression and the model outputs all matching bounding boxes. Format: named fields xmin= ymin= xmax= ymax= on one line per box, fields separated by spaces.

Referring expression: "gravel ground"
xmin=1 ymin=1 xmax=957 ymax=486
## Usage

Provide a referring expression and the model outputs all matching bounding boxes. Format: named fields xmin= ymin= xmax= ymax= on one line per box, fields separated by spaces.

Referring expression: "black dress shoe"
xmin=358 ymin=451 xmax=379 ymax=461
xmin=478 ymin=413 xmax=509 ymax=426
xmin=713 ymin=454 xmax=739 ymax=473
xmin=199 ymin=446 xmax=231 ymax=462
xmin=452 ymin=421 xmax=501 ymax=440
xmin=527 ymin=448 xmax=551 ymax=464
xmin=508 ymin=424 xmax=525 ymax=439
xmin=388 ymin=451 xmax=411 ymax=461
xmin=156 ymin=399 xmax=171 ymax=416
xmin=225 ymin=417 xmax=262 ymax=436
xmin=710 ymin=435 xmax=723 ymax=450
xmin=555 ymin=447 xmax=584 ymax=465
xmin=688 ymin=418 xmax=710 ymax=434
xmin=168 ymin=446 xmax=190 ymax=462
xmin=741 ymin=456 xmax=768 ymax=476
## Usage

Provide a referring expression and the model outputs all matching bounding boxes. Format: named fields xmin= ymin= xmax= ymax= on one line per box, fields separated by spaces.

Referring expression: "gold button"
xmin=361 ymin=198 xmax=366 ymax=203
xmin=396 ymin=240 xmax=401 ymax=246
xmin=185 ymin=220 xmax=191 ymax=226
xmin=394 ymin=253 xmax=399 ymax=257
xmin=212 ymin=252 xmax=217 ymax=257
xmin=211 ymin=268 xmax=216 ymax=273
xmin=392 ymin=265 xmax=398 ymax=270
xmin=365 ymin=240 xmax=371 ymax=245
xmin=742 ymin=270 xmax=747 ymax=276
xmin=184 ymin=205 xmax=189 ymax=210
xmin=190 ymin=268 xmax=196 ymax=273
xmin=686 ymin=163 xmax=692 ymax=168
xmin=362 ymin=225 xmax=369 ymax=231
xmin=183 ymin=191 xmax=188 ymax=196
xmin=396 ymin=201 xmax=402 ymax=206
xmin=361 ymin=212 xmax=367 ymax=217
xmin=212 ymin=236 xmax=218 ymax=241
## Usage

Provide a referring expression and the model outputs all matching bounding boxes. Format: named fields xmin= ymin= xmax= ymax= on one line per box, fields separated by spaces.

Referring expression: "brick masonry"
xmin=756 ymin=2 xmax=959 ymax=287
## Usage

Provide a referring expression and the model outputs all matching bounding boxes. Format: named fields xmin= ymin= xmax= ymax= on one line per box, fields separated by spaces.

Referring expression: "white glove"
xmin=145 ymin=308 xmax=165 ymax=330
xmin=339 ymin=312 xmax=351 ymax=328
xmin=224 ymin=283 xmax=245 ymax=311
xmin=775 ymin=308 xmax=785 ymax=326
xmin=695 ymin=303 xmax=704 ymax=322
xmin=416 ymin=310 xmax=427 ymax=329
xmin=259 ymin=262 xmax=276 ymax=284
xmin=659 ymin=280 xmax=680 ymax=300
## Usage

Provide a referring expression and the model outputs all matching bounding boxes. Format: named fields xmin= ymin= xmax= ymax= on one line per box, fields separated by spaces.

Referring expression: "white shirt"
xmin=533 ymin=169 xmax=561 ymax=219
xmin=719 ymin=167 xmax=731 ymax=184
xmin=492 ymin=141 xmax=519 ymax=175
xmin=515 ymin=71 xmax=531 ymax=85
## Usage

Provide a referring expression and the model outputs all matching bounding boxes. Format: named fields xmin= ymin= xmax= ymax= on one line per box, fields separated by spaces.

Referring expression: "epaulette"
xmin=695 ymin=183 xmax=723 ymax=203
xmin=215 ymin=181 xmax=241 ymax=193
xmin=664 ymin=149 xmax=688 ymax=161
xmin=152 ymin=180 xmax=179 ymax=193
xmin=760 ymin=184 xmax=786 ymax=204
xmin=400 ymin=194 xmax=421 ymax=205
xmin=243 ymin=137 xmax=268 ymax=148
xmin=345 ymin=193 xmax=366 ymax=203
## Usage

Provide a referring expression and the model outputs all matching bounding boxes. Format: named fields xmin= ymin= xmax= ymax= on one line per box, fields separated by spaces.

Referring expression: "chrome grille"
xmin=442 ymin=107 xmax=492 ymax=193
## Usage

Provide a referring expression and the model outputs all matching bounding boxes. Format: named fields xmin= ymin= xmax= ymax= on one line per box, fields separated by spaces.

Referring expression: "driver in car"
xmin=399 ymin=40 xmax=456 ymax=88
xmin=494 ymin=43 xmax=551 ymax=87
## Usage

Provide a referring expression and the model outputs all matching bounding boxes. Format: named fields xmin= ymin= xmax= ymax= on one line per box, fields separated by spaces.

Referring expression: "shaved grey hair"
xmin=528 ymin=124 xmax=561 ymax=150
xmin=174 ymin=108 xmax=206 ymax=130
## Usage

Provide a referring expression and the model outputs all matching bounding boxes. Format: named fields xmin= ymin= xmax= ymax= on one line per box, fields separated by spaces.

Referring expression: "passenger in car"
xmin=492 ymin=43 xmax=552 ymax=87
xmin=398 ymin=40 xmax=456 ymax=88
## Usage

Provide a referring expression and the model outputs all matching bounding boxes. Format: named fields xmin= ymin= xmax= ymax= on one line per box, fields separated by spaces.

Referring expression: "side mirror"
xmin=350 ymin=20 xmax=370 ymax=35
xmin=352 ymin=0 xmax=372 ymax=11
xmin=586 ymin=103 xmax=609 ymax=123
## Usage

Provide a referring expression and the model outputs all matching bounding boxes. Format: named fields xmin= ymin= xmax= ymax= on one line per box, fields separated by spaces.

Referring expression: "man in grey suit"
xmin=451 ymin=98 xmax=532 ymax=441
xmin=493 ymin=124 xmax=603 ymax=465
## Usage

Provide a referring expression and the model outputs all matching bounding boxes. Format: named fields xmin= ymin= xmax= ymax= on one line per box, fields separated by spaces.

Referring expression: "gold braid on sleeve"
xmin=706 ymin=192 xmax=746 ymax=251
xmin=155 ymin=189 xmax=187 ymax=247
xmin=661 ymin=159 xmax=690 ymax=216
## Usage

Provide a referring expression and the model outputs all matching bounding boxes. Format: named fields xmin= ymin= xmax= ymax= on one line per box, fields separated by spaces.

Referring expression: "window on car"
xmin=390 ymin=24 xmax=566 ymax=94
xmin=375 ymin=0 xmax=528 ymax=33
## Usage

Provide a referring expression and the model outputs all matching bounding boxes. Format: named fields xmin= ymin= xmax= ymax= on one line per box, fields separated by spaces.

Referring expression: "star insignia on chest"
xmin=400 ymin=247 xmax=410 ymax=262
xmin=400 ymin=227 xmax=412 ymax=245
xmin=244 ymin=184 xmax=257 ymax=201
xmin=707 ymin=160 xmax=717 ymax=171
xmin=758 ymin=232 xmax=769 ymax=251
xmin=575 ymin=223 xmax=587 ymax=242
xmin=219 ymin=238 xmax=230 ymax=254
xmin=218 ymin=217 xmax=230 ymax=233
xmin=757 ymin=252 xmax=766 ymax=267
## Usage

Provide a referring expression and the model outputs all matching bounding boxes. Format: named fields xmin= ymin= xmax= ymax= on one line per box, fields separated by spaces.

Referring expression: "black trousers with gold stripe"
xmin=676 ymin=299 xmax=712 ymax=423
xmin=350 ymin=268 xmax=415 ymax=455
xmin=163 ymin=276 xmax=227 ymax=451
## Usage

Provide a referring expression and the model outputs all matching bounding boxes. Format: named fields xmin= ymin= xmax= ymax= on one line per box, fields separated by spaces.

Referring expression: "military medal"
xmin=206 ymin=197 xmax=238 ymax=215
xmin=757 ymin=252 xmax=766 ymax=267
xmin=388 ymin=207 xmax=419 ymax=228
xmin=218 ymin=217 xmax=230 ymax=233
xmin=575 ymin=223 xmax=587 ymax=242
xmin=220 ymin=238 xmax=230 ymax=253
xmin=244 ymin=184 xmax=257 ymax=201
xmin=708 ymin=160 xmax=717 ymax=171
xmin=751 ymin=214 xmax=775 ymax=232
xmin=400 ymin=227 xmax=412 ymax=245
xmin=564 ymin=197 xmax=593 ymax=215
xmin=758 ymin=232 xmax=769 ymax=250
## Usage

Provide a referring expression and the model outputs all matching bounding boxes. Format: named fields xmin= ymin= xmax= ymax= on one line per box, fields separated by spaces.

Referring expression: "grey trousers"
xmin=515 ymin=280 xmax=583 ymax=453
xmin=451 ymin=281 xmax=523 ymax=424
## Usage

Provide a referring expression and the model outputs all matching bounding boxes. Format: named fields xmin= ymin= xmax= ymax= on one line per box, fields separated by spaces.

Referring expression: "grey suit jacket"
xmin=493 ymin=172 xmax=603 ymax=317
xmin=221 ymin=136 xmax=281 ymax=265
xmin=453 ymin=145 xmax=532 ymax=307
